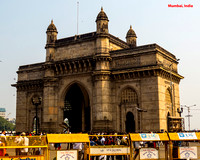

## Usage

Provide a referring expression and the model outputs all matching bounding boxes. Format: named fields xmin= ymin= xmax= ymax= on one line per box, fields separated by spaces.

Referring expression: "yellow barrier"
xmin=47 ymin=134 xmax=90 ymax=160
xmin=130 ymin=133 xmax=169 ymax=160
xmin=0 ymin=135 xmax=48 ymax=160
xmin=0 ymin=132 xmax=199 ymax=160
xmin=168 ymin=132 xmax=200 ymax=160
xmin=89 ymin=134 xmax=130 ymax=160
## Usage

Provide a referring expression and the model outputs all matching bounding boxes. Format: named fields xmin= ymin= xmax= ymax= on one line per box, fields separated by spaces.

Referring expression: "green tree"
xmin=0 ymin=116 xmax=15 ymax=131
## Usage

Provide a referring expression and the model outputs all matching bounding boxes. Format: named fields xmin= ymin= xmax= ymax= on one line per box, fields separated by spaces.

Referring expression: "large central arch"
xmin=64 ymin=83 xmax=90 ymax=132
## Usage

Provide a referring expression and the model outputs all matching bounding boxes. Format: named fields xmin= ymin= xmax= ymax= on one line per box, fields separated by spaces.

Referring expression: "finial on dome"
xmin=96 ymin=7 xmax=109 ymax=22
xmin=126 ymin=25 xmax=136 ymax=38
xmin=46 ymin=19 xmax=58 ymax=33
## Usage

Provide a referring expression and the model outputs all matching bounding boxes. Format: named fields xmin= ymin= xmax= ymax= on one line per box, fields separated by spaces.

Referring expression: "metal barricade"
xmin=89 ymin=134 xmax=130 ymax=160
xmin=130 ymin=133 xmax=169 ymax=160
xmin=0 ymin=135 xmax=48 ymax=160
xmin=168 ymin=132 xmax=200 ymax=160
xmin=47 ymin=134 xmax=90 ymax=160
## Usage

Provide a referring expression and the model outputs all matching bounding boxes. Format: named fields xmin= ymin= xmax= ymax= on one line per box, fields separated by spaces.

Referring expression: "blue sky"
xmin=0 ymin=0 xmax=200 ymax=130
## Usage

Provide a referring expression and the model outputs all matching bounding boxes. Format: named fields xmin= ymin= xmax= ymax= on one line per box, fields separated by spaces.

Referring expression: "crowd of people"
xmin=0 ymin=129 xmax=192 ymax=160
xmin=0 ymin=129 xmax=44 ymax=156
xmin=89 ymin=133 xmax=128 ymax=146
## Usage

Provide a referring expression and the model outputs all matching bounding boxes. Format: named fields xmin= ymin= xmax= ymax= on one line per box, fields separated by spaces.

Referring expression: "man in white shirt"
xmin=20 ymin=132 xmax=29 ymax=155
xmin=73 ymin=143 xmax=83 ymax=160
xmin=0 ymin=130 xmax=6 ymax=141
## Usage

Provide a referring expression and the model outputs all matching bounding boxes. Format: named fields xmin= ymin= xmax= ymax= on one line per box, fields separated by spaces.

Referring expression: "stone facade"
xmin=13 ymin=8 xmax=183 ymax=133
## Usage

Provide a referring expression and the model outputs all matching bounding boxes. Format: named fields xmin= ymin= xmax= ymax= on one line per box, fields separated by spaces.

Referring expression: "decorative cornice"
xmin=17 ymin=62 xmax=45 ymax=73
xmin=92 ymin=71 xmax=111 ymax=81
xmin=53 ymin=31 xmax=129 ymax=50
xmin=112 ymin=65 xmax=183 ymax=83
xmin=110 ymin=43 xmax=176 ymax=61
xmin=43 ymin=57 xmax=95 ymax=75
xmin=12 ymin=79 xmax=43 ymax=91
xmin=94 ymin=55 xmax=112 ymax=62
xmin=55 ymin=32 xmax=96 ymax=48
xmin=45 ymin=43 xmax=56 ymax=49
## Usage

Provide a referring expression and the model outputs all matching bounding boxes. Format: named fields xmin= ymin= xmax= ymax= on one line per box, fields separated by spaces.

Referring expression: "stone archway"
xmin=126 ymin=112 xmax=135 ymax=133
xmin=64 ymin=83 xmax=90 ymax=132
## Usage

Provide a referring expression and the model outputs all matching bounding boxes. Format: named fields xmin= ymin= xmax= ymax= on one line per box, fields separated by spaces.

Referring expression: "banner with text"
xmin=0 ymin=156 xmax=44 ymax=160
xmin=90 ymin=147 xmax=130 ymax=155
xmin=178 ymin=133 xmax=197 ymax=140
xmin=179 ymin=147 xmax=197 ymax=159
xmin=140 ymin=148 xmax=159 ymax=159
xmin=57 ymin=150 xmax=78 ymax=160
xmin=140 ymin=133 xmax=160 ymax=141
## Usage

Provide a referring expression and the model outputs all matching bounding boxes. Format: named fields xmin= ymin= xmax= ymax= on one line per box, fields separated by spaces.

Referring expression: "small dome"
xmin=47 ymin=20 xmax=57 ymax=32
xmin=126 ymin=25 xmax=137 ymax=38
xmin=96 ymin=7 xmax=109 ymax=22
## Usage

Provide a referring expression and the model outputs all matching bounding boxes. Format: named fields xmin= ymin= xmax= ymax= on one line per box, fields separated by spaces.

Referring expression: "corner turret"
xmin=45 ymin=20 xmax=58 ymax=61
xmin=126 ymin=25 xmax=137 ymax=48
xmin=96 ymin=7 xmax=109 ymax=34
xmin=46 ymin=20 xmax=58 ymax=46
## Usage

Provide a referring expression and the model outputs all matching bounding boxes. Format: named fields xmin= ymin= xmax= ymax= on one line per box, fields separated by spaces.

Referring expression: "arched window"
xmin=121 ymin=88 xmax=138 ymax=104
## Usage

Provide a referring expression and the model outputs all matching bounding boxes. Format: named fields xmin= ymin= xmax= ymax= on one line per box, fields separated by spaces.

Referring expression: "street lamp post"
xmin=32 ymin=96 xmax=42 ymax=135
xmin=177 ymin=107 xmax=184 ymax=131
xmin=136 ymin=107 xmax=147 ymax=132
xmin=177 ymin=107 xmax=183 ymax=117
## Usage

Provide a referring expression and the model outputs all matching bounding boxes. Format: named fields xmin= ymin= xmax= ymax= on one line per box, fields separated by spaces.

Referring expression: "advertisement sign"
xmin=90 ymin=147 xmax=130 ymax=155
xmin=178 ymin=133 xmax=197 ymax=140
xmin=0 ymin=156 xmax=44 ymax=160
xmin=179 ymin=147 xmax=197 ymax=159
xmin=140 ymin=133 xmax=160 ymax=141
xmin=140 ymin=148 xmax=158 ymax=159
xmin=57 ymin=150 xmax=78 ymax=160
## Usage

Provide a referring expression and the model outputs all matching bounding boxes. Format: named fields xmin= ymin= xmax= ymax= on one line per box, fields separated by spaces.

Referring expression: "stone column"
xmin=42 ymin=67 xmax=58 ymax=133
xmin=92 ymin=71 xmax=112 ymax=131
xmin=16 ymin=91 xmax=27 ymax=132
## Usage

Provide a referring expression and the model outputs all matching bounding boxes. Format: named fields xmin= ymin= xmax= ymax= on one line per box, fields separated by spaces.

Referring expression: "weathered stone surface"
xmin=14 ymin=9 xmax=183 ymax=133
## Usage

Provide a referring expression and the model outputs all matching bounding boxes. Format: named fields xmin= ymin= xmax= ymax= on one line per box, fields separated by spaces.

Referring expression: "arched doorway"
xmin=64 ymin=83 xmax=90 ymax=133
xmin=126 ymin=112 xmax=135 ymax=133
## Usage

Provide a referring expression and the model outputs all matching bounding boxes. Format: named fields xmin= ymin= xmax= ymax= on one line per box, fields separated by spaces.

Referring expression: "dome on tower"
xmin=47 ymin=20 xmax=58 ymax=33
xmin=126 ymin=25 xmax=137 ymax=38
xmin=96 ymin=7 xmax=109 ymax=22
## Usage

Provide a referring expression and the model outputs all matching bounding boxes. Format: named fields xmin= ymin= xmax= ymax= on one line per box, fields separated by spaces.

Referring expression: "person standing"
xmin=20 ymin=132 xmax=29 ymax=155
xmin=73 ymin=142 xmax=83 ymax=160
xmin=0 ymin=129 xmax=6 ymax=156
